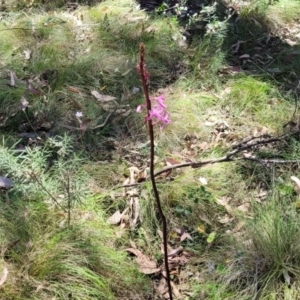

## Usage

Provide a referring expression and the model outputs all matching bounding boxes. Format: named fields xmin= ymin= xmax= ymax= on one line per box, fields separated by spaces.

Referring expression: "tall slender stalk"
xmin=137 ymin=43 xmax=173 ymax=300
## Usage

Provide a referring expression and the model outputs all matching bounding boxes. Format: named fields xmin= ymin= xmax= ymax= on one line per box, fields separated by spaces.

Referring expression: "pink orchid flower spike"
xmin=136 ymin=94 xmax=171 ymax=129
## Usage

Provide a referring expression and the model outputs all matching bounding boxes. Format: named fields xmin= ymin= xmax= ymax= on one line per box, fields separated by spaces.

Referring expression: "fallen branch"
xmin=154 ymin=156 xmax=299 ymax=178
xmin=115 ymin=130 xmax=300 ymax=189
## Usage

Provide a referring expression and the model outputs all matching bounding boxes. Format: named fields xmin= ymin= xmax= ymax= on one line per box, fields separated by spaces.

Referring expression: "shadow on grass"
xmin=140 ymin=0 xmax=300 ymax=95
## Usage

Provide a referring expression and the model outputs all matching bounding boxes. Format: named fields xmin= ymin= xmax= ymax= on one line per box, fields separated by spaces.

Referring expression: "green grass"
xmin=0 ymin=138 xmax=150 ymax=299
xmin=0 ymin=199 xmax=150 ymax=299
xmin=267 ymin=0 xmax=300 ymax=24
xmin=218 ymin=190 xmax=300 ymax=299
xmin=2 ymin=0 xmax=300 ymax=299
xmin=191 ymin=282 xmax=235 ymax=299
xmin=187 ymin=35 xmax=226 ymax=88
xmin=0 ymin=0 xmax=187 ymax=143
xmin=221 ymin=76 xmax=293 ymax=131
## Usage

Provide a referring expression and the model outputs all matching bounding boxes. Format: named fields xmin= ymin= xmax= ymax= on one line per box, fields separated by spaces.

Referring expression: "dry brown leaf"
xmin=239 ymin=54 xmax=251 ymax=59
xmin=160 ymin=170 xmax=173 ymax=179
xmin=165 ymin=158 xmax=181 ymax=166
xmin=129 ymin=239 xmax=137 ymax=249
xmin=171 ymin=281 xmax=181 ymax=298
xmin=237 ymin=203 xmax=250 ymax=213
xmin=216 ymin=198 xmax=234 ymax=216
xmin=168 ymin=246 xmax=183 ymax=257
xmin=91 ymin=90 xmax=116 ymax=102
xmin=20 ymin=96 xmax=29 ymax=111
xmin=218 ymin=215 xmax=234 ymax=224
xmin=128 ymin=167 xmax=140 ymax=184
xmin=67 ymin=86 xmax=81 ymax=93
xmin=131 ymin=197 xmax=140 ymax=228
xmin=197 ymin=141 xmax=210 ymax=151
xmin=123 ymin=178 xmax=130 ymax=186
xmin=120 ymin=207 xmax=130 ymax=227
xmin=218 ymin=66 xmax=242 ymax=75
xmin=126 ymin=16 xmax=146 ymax=22
xmin=291 ymin=176 xmax=300 ymax=194
xmin=10 ymin=71 xmax=16 ymax=87
xmin=243 ymin=151 xmax=254 ymax=158
xmin=122 ymin=178 xmax=130 ymax=196
xmin=174 ymin=227 xmax=183 ymax=235
xmin=107 ymin=210 xmax=121 ymax=225
xmin=161 ymin=243 xmax=174 ymax=256
xmin=156 ymin=277 xmax=168 ymax=296
xmin=160 ymin=161 xmax=176 ymax=176
xmin=198 ymin=213 xmax=212 ymax=226
xmin=145 ymin=25 xmax=156 ymax=33
xmin=125 ymin=248 xmax=160 ymax=274
xmin=285 ymin=39 xmax=297 ymax=47
xmin=180 ymin=231 xmax=193 ymax=242
xmin=157 ymin=229 xmax=163 ymax=241
xmin=120 ymin=221 xmax=127 ymax=228
xmin=170 ymin=268 xmax=179 ymax=275
xmin=27 ymin=82 xmax=41 ymax=96
xmin=232 ymin=221 xmax=245 ymax=233
xmin=0 ymin=267 xmax=8 ymax=287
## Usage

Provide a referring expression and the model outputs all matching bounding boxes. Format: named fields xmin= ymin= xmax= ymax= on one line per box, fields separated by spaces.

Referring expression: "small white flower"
xmin=76 ymin=111 xmax=83 ymax=118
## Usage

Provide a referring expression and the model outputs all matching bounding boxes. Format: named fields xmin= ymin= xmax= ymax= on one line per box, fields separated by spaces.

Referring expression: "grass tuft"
xmin=221 ymin=192 xmax=300 ymax=299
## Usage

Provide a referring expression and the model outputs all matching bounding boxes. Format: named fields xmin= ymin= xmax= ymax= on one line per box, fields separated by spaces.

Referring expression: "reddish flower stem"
xmin=138 ymin=43 xmax=173 ymax=300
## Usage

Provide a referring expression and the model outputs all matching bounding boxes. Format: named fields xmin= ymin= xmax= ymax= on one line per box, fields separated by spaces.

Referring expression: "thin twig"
xmin=0 ymin=27 xmax=35 ymax=31
xmin=58 ymin=112 xmax=112 ymax=132
xmin=252 ymin=257 xmax=259 ymax=300
xmin=283 ymin=95 xmax=299 ymax=128
xmin=29 ymin=172 xmax=66 ymax=212
xmin=92 ymin=112 xmax=112 ymax=129
xmin=232 ymin=135 xmax=282 ymax=151
xmin=62 ymin=171 xmax=71 ymax=226
xmin=232 ymin=133 xmax=273 ymax=149
xmin=291 ymin=98 xmax=298 ymax=125
xmin=115 ymin=157 xmax=300 ymax=190
xmin=0 ymin=22 xmax=104 ymax=32
xmin=243 ymin=157 xmax=300 ymax=164
xmin=138 ymin=43 xmax=173 ymax=300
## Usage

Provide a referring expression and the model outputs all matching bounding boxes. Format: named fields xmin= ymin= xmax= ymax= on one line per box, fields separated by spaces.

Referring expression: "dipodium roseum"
xmin=137 ymin=95 xmax=171 ymax=129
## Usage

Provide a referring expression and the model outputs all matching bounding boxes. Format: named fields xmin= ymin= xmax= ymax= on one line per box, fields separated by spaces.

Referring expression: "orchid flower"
xmin=136 ymin=43 xmax=173 ymax=300
xmin=136 ymin=95 xmax=171 ymax=128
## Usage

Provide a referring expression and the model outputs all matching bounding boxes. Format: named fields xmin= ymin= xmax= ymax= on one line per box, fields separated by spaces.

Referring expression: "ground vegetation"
xmin=1 ymin=0 xmax=300 ymax=299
